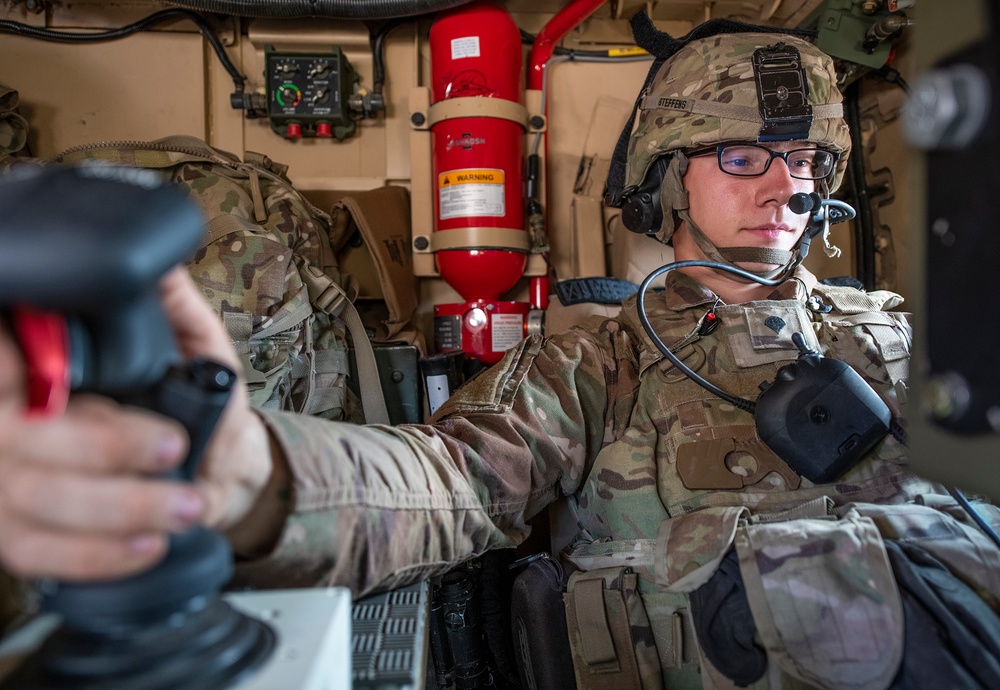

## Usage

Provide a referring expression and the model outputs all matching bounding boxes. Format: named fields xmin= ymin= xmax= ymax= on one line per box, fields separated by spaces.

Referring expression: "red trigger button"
xmin=12 ymin=307 xmax=70 ymax=417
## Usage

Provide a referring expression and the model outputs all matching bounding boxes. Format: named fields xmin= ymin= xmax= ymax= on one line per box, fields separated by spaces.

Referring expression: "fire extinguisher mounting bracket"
xmin=526 ymin=89 xmax=546 ymax=132
xmin=430 ymin=227 xmax=531 ymax=253
xmin=409 ymin=86 xmax=431 ymax=131
xmin=427 ymin=96 xmax=530 ymax=129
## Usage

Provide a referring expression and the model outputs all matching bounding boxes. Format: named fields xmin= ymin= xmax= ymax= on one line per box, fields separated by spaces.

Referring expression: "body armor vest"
xmin=559 ymin=280 xmax=997 ymax=690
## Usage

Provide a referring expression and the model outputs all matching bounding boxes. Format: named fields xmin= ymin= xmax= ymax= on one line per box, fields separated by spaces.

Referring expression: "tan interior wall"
xmin=0 ymin=0 xmax=915 ymax=333
xmin=1 ymin=33 xmax=209 ymax=152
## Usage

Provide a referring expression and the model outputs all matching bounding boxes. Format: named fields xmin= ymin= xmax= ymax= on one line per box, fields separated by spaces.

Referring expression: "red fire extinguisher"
xmin=428 ymin=1 xmax=532 ymax=365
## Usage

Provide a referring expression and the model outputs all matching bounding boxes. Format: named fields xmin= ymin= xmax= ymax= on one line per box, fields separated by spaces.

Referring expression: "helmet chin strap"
xmin=663 ymin=154 xmax=827 ymax=284
xmin=680 ymin=211 xmax=797 ymax=280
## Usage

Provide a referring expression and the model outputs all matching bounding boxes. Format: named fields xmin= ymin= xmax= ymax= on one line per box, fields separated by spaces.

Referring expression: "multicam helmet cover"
xmin=627 ymin=32 xmax=851 ymax=188
xmin=625 ymin=31 xmax=852 ymax=246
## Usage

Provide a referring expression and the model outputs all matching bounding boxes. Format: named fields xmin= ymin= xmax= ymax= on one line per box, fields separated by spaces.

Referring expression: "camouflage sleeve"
xmin=242 ymin=319 xmax=635 ymax=597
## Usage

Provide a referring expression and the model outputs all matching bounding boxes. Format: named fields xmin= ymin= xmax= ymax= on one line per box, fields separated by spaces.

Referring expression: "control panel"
xmin=265 ymin=45 xmax=359 ymax=140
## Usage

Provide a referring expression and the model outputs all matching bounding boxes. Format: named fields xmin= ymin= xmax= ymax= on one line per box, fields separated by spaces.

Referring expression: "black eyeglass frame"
xmin=685 ymin=143 xmax=840 ymax=181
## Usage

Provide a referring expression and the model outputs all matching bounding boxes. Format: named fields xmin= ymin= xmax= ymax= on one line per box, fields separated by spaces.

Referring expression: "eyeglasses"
xmin=686 ymin=144 xmax=839 ymax=181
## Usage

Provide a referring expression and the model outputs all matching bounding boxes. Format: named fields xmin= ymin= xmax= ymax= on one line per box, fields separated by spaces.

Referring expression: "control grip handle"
xmin=42 ymin=359 xmax=238 ymax=631
xmin=117 ymin=359 xmax=237 ymax=482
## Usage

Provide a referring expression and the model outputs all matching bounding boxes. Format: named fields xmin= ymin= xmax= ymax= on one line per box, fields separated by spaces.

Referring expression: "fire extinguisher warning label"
xmin=491 ymin=314 xmax=524 ymax=352
xmin=451 ymin=36 xmax=481 ymax=59
xmin=439 ymin=169 xmax=505 ymax=219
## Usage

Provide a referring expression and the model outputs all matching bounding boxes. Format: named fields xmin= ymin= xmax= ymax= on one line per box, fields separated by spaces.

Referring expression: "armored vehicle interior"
xmin=1 ymin=0 xmax=998 ymax=687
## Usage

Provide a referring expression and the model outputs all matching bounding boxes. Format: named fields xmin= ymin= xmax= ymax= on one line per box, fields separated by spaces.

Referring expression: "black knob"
xmin=777 ymin=366 xmax=796 ymax=382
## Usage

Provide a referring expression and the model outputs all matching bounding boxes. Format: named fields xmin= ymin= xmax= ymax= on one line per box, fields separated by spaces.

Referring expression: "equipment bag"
xmin=57 ymin=135 xmax=389 ymax=424
xmin=510 ymin=553 xmax=577 ymax=690
xmin=331 ymin=186 xmax=423 ymax=350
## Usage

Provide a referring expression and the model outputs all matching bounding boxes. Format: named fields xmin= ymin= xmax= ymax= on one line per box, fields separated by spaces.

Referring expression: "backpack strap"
xmin=299 ymin=261 xmax=390 ymax=425
xmin=222 ymin=311 xmax=283 ymax=406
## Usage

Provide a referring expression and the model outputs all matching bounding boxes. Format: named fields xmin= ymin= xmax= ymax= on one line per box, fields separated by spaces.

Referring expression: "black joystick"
xmin=0 ymin=165 xmax=275 ymax=689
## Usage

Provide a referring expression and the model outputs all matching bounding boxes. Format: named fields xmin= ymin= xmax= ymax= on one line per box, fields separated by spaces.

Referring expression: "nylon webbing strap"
xmin=289 ymin=349 xmax=349 ymax=378
xmin=719 ymin=246 xmax=794 ymax=266
xmin=639 ymin=95 xmax=843 ymax=122
xmin=555 ymin=278 xmax=639 ymax=306
xmin=298 ymin=261 xmax=390 ymax=425
xmin=341 ymin=299 xmax=391 ymax=425
xmin=563 ymin=540 xmax=657 ymax=572
xmin=223 ymin=312 xmax=253 ymax=353
xmin=647 ymin=607 xmax=698 ymax=670
xmin=247 ymin=170 xmax=267 ymax=223
xmin=683 ymin=212 xmax=791 ymax=280
xmin=201 ymin=214 xmax=266 ymax=248
xmin=223 ymin=312 xmax=268 ymax=389
xmin=574 ymin=579 xmax=618 ymax=666
xmin=243 ymin=150 xmax=289 ymax=178
xmin=750 ymin=495 xmax=836 ymax=523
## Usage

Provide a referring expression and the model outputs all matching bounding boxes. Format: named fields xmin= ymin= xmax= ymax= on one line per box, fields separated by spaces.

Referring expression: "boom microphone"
xmin=789 ymin=192 xmax=857 ymax=238
xmin=789 ymin=191 xmax=821 ymax=214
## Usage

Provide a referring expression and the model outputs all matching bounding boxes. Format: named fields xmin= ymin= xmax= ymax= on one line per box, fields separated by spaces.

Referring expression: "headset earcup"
xmin=621 ymin=157 xmax=666 ymax=235
xmin=622 ymin=192 xmax=657 ymax=234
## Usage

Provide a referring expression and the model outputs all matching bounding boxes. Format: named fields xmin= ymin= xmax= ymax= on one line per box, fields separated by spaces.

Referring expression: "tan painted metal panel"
xmin=0 ymin=33 xmax=206 ymax=156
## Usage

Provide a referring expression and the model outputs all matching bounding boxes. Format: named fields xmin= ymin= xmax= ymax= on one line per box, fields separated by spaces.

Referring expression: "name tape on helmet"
xmin=639 ymin=95 xmax=842 ymax=124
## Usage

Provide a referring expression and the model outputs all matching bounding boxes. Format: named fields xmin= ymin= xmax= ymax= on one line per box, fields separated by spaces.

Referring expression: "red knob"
xmin=286 ymin=123 xmax=302 ymax=139
xmin=316 ymin=122 xmax=332 ymax=138
xmin=12 ymin=307 xmax=70 ymax=417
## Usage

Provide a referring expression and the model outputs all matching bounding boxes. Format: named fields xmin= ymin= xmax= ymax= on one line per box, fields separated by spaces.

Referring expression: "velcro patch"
xmin=722 ymin=302 xmax=818 ymax=369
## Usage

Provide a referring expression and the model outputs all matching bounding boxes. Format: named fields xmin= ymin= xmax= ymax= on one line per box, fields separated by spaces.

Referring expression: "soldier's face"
xmin=673 ymin=141 xmax=816 ymax=268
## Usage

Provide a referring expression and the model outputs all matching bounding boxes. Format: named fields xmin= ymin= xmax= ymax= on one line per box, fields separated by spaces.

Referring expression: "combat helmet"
xmin=606 ymin=15 xmax=852 ymax=278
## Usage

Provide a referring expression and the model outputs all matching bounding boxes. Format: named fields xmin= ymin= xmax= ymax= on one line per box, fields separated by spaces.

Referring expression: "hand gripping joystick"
xmin=0 ymin=165 xmax=275 ymax=689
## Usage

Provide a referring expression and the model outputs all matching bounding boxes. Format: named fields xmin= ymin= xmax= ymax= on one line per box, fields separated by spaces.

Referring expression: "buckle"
xmin=300 ymin=263 xmax=348 ymax=316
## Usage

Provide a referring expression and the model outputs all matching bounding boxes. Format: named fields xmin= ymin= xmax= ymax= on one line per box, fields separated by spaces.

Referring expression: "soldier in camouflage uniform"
xmin=3 ymin=24 xmax=1000 ymax=690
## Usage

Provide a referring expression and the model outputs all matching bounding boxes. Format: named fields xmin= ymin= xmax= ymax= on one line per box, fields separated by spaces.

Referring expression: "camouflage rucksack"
xmin=57 ymin=135 xmax=388 ymax=424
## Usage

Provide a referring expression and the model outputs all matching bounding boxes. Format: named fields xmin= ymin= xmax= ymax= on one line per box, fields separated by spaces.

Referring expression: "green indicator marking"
xmin=275 ymin=83 xmax=301 ymax=107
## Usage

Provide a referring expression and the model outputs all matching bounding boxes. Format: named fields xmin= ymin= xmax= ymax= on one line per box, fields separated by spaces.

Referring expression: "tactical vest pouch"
xmin=823 ymin=311 xmax=911 ymax=386
xmin=654 ymin=506 xmax=749 ymax=593
xmin=562 ymin=537 xmax=699 ymax=685
xmin=848 ymin=499 xmax=1000 ymax=608
xmin=653 ymin=497 xmax=837 ymax=594
xmin=563 ymin=566 xmax=663 ymax=690
xmin=735 ymin=511 xmax=904 ymax=690
xmin=56 ymin=136 xmax=388 ymax=425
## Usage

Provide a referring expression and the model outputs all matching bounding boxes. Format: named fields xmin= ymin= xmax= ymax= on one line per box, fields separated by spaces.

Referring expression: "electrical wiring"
xmin=0 ymin=9 xmax=246 ymax=92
